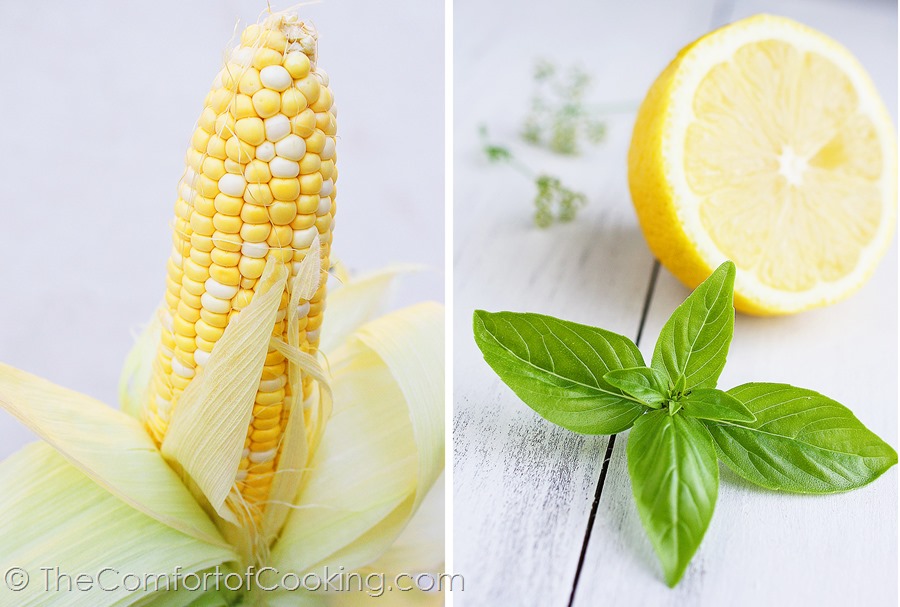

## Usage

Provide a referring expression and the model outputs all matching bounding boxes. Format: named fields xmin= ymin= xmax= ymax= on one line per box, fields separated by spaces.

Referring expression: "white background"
xmin=0 ymin=0 xmax=444 ymax=457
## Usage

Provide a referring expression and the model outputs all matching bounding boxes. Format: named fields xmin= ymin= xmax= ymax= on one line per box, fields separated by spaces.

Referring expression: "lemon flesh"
xmin=629 ymin=14 xmax=896 ymax=314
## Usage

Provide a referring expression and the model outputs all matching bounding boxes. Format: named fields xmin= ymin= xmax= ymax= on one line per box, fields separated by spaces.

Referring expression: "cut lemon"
xmin=628 ymin=14 xmax=896 ymax=315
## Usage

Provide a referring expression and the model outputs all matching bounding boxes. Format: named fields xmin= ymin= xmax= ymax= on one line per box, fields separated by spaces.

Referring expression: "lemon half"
xmin=629 ymin=14 xmax=896 ymax=315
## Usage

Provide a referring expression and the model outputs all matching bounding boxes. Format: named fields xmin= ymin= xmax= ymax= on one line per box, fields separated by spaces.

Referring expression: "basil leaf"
xmin=603 ymin=367 xmax=669 ymax=408
xmin=473 ymin=310 xmax=646 ymax=434
xmin=708 ymin=383 xmax=898 ymax=493
xmin=682 ymin=388 xmax=755 ymax=423
xmin=627 ymin=410 xmax=719 ymax=587
xmin=652 ymin=261 xmax=735 ymax=390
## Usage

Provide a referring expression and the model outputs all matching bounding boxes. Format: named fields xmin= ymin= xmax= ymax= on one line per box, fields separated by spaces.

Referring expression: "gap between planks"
xmin=567 ymin=260 xmax=659 ymax=607
xmin=566 ymin=3 xmax=737 ymax=603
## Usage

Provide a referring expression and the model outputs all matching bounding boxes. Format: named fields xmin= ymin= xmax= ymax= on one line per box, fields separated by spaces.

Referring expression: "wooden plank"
xmin=452 ymin=0 xmax=715 ymax=603
xmin=572 ymin=0 xmax=898 ymax=604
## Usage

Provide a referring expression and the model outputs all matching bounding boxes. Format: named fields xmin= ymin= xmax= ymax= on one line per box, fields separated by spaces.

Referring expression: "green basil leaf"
xmin=652 ymin=261 xmax=735 ymax=390
xmin=708 ymin=383 xmax=898 ymax=493
xmin=473 ymin=310 xmax=646 ymax=434
xmin=603 ymin=367 xmax=669 ymax=408
xmin=682 ymin=388 xmax=755 ymax=423
xmin=627 ymin=410 xmax=719 ymax=587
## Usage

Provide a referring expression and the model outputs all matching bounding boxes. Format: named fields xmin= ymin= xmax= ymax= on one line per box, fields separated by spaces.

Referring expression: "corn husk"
xmin=271 ymin=302 xmax=444 ymax=575
xmin=119 ymin=313 xmax=161 ymax=419
xmin=160 ymin=258 xmax=288 ymax=527
xmin=319 ymin=265 xmax=421 ymax=354
xmin=0 ymin=363 xmax=225 ymax=548
xmin=1 ymin=261 xmax=444 ymax=606
xmin=0 ymin=442 xmax=235 ymax=607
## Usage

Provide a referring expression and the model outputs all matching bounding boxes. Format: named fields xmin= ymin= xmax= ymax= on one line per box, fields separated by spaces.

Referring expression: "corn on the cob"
xmin=142 ymin=13 xmax=337 ymax=519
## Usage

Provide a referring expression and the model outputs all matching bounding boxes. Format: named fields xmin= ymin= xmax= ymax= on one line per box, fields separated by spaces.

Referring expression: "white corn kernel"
xmin=201 ymin=292 xmax=231 ymax=314
xmin=319 ymin=179 xmax=334 ymax=197
xmin=265 ymin=115 xmax=291 ymax=142
xmin=224 ymin=159 xmax=244 ymax=174
xmin=205 ymin=278 xmax=239 ymax=299
xmin=249 ymin=448 xmax=278 ymax=463
xmin=274 ymin=135 xmax=306 ymax=160
xmin=218 ymin=174 xmax=247 ymax=197
xmin=317 ymin=196 xmax=332 ymax=215
xmin=230 ymin=47 xmax=254 ymax=67
xmin=292 ymin=226 xmax=318 ymax=249
xmin=194 ymin=349 xmax=210 ymax=366
xmin=256 ymin=141 xmax=276 ymax=162
xmin=270 ymin=157 xmax=300 ymax=178
xmin=241 ymin=241 xmax=269 ymax=258
xmin=321 ymin=137 xmax=335 ymax=160
xmin=155 ymin=395 xmax=171 ymax=412
xmin=171 ymin=358 xmax=196 ymax=379
xmin=259 ymin=376 xmax=287 ymax=392
xmin=260 ymin=65 xmax=292 ymax=91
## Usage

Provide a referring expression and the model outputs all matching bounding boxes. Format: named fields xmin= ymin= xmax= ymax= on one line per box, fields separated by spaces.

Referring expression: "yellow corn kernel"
xmin=199 ymin=107 xmax=217 ymax=133
xmin=298 ymin=153 xmax=321 ymax=174
xmin=190 ymin=248 xmax=212 ymax=267
xmin=299 ymin=173 xmax=323 ymax=195
xmin=233 ymin=94 xmax=256 ymax=119
xmin=195 ymin=319 xmax=224 ymax=342
xmin=295 ymin=75 xmax=320 ymax=104
xmin=202 ymin=157 xmax=227 ymax=181
xmin=191 ymin=128 xmax=211 ymax=153
xmin=200 ymin=309 xmax=229 ymax=328
xmin=296 ymin=194 xmax=319 ymax=214
xmin=269 ymin=201 xmax=297 ymax=225
xmin=270 ymin=177 xmax=300 ymax=201
xmin=291 ymin=109 xmax=316 ymax=137
xmin=210 ymin=248 xmax=241 ymax=267
xmin=212 ymin=231 xmax=242 ymax=252
xmin=213 ymin=213 xmax=242 ymax=234
xmin=240 ymin=222 xmax=271 ymax=243
xmin=235 ymin=117 xmax=266 ymax=146
xmin=252 ymin=88 xmax=281 ymax=118
xmin=244 ymin=159 xmax=272 ymax=184
xmin=239 ymin=256 xmax=267 ymax=279
xmin=253 ymin=47 xmax=283 ymax=70
xmin=206 ymin=135 xmax=228 ymax=160
xmin=241 ymin=202 xmax=270 ymax=224
xmin=244 ymin=183 xmax=274 ymax=206
xmin=226 ymin=136 xmax=256 ymax=163
xmin=238 ymin=68 xmax=263 ymax=95
xmin=283 ymin=52 xmax=310 ymax=79
xmin=310 ymin=87 xmax=333 ymax=112
xmin=280 ymin=89 xmax=307 ymax=117
xmin=306 ymin=130 xmax=326 ymax=154
xmin=143 ymin=14 xmax=337 ymax=522
xmin=214 ymin=193 xmax=244 ymax=216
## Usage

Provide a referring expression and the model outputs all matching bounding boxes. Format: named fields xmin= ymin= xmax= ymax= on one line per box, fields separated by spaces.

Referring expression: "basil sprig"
xmin=473 ymin=261 xmax=897 ymax=587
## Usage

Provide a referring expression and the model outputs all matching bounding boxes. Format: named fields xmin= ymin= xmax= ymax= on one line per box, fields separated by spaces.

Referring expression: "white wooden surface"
xmin=0 ymin=1 xmax=443 ymax=459
xmin=453 ymin=0 xmax=898 ymax=605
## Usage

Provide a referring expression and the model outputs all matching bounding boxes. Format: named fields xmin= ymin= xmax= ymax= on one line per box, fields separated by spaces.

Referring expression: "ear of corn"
xmin=142 ymin=12 xmax=337 ymax=523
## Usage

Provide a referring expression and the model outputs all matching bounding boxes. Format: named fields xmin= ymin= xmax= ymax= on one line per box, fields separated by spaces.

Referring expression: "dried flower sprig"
xmin=480 ymin=126 xmax=587 ymax=228
xmin=521 ymin=60 xmax=608 ymax=155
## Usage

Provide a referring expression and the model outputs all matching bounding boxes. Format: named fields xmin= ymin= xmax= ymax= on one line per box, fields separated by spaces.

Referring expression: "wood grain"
xmin=453 ymin=0 xmax=898 ymax=604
